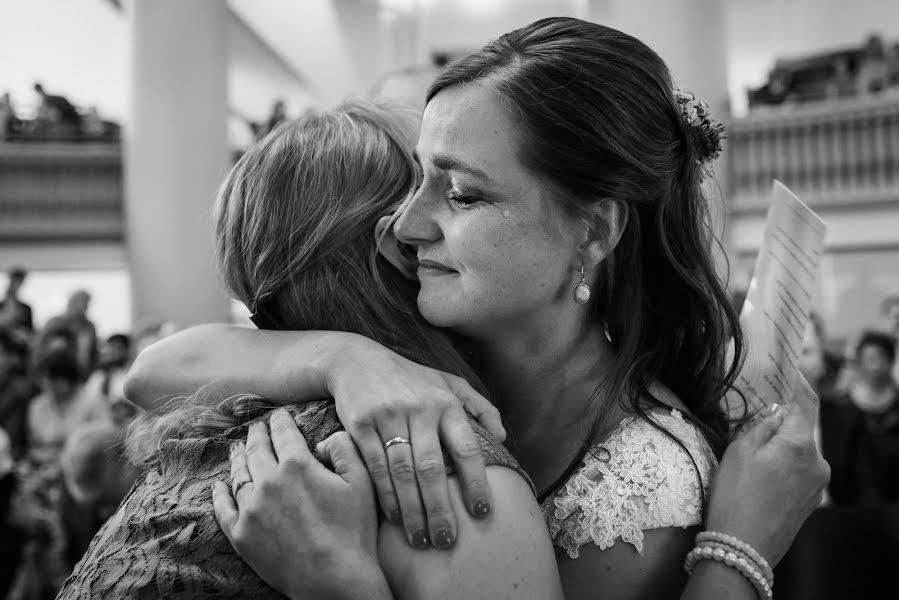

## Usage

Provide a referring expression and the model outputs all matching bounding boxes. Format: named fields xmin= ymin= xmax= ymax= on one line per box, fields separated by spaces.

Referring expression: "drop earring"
xmin=573 ymin=264 xmax=591 ymax=304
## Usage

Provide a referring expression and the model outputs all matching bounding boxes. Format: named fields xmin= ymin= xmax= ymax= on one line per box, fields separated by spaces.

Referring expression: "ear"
xmin=375 ymin=215 xmax=419 ymax=281
xmin=581 ymin=199 xmax=628 ymax=270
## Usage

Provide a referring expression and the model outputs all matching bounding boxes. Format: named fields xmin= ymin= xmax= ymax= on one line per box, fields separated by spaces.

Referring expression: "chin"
xmin=416 ymin=296 xmax=459 ymax=329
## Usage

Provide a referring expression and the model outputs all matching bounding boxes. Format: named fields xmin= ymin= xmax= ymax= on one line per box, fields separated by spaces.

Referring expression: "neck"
xmin=473 ymin=308 xmax=619 ymax=486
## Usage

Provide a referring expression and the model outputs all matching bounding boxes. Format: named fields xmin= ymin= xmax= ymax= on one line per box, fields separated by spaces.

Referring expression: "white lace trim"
xmin=541 ymin=409 xmax=717 ymax=558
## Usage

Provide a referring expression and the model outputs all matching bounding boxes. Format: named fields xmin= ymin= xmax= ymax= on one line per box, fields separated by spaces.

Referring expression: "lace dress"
xmin=57 ymin=401 xmax=528 ymax=599
xmin=541 ymin=409 xmax=717 ymax=559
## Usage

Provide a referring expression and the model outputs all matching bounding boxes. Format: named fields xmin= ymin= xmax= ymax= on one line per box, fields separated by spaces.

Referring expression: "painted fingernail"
xmin=390 ymin=509 xmax=402 ymax=526
xmin=411 ymin=529 xmax=429 ymax=549
xmin=473 ymin=499 xmax=491 ymax=517
xmin=433 ymin=528 xmax=454 ymax=549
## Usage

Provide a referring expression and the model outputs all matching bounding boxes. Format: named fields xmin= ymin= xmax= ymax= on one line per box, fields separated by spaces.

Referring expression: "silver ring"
xmin=232 ymin=478 xmax=253 ymax=497
xmin=384 ymin=436 xmax=411 ymax=450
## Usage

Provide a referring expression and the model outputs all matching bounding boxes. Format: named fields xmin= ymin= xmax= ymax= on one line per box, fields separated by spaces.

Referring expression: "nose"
xmin=394 ymin=187 xmax=442 ymax=247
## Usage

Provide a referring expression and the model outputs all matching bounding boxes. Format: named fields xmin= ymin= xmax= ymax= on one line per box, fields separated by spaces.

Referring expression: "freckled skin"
xmin=394 ymin=83 xmax=583 ymax=338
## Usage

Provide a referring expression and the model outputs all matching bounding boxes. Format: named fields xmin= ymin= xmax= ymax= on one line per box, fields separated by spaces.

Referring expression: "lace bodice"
xmin=541 ymin=409 xmax=717 ymax=559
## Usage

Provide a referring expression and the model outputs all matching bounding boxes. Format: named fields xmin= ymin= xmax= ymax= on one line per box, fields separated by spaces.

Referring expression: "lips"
xmin=417 ymin=258 xmax=457 ymax=274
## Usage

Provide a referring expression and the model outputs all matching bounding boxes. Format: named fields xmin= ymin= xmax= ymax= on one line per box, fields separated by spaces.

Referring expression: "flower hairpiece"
xmin=674 ymin=89 xmax=725 ymax=179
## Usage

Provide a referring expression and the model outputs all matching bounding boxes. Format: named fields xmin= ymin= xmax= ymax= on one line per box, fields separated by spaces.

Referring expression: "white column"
xmin=125 ymin=0 xmax=231 ymax=328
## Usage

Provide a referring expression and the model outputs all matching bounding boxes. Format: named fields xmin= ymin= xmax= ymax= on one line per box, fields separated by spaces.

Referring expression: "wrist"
xmin=290 ymin=551 xmax=391 ymax=600
xmin=277 ymin=330 xmax=361 ymax=400
xmin=321 ymin=332 xmax=378 ymax=396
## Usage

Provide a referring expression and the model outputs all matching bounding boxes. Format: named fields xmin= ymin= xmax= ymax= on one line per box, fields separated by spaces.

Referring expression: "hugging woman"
xmin=69 ymin=17 xmax=827 ymax=600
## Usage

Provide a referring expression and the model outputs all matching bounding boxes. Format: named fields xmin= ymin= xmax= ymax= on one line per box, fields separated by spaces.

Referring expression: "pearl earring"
xmin=573 ymin=264 xmax=591 ymax=304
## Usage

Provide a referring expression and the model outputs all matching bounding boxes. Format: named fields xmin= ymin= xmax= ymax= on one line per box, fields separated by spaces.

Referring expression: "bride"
xmin=125 ymin=17 xmax=828 ymax=599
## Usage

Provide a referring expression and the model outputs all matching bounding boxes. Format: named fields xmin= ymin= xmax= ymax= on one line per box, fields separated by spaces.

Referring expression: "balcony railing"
xmin=727 ymin=92 xmax=899 ymax=212
xmin=0 ymin=142 xmax=123 ymax=241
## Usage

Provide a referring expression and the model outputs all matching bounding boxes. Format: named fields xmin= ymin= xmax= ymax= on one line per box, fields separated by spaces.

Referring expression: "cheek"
xmin=457 ymin=217 xmax=572 ymax=301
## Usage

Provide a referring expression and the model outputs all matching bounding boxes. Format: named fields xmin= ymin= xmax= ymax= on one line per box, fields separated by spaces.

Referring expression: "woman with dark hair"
xmin=126 ymin=18 xmax=828 ymax=599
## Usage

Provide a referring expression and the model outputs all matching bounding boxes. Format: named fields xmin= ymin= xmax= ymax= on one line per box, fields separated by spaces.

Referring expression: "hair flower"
xmin=674 ymin=88 xmax=725 ymax=180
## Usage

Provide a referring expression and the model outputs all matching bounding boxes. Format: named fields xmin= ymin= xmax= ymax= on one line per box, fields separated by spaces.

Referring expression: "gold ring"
xmin=384 ymin=436 xmax=411 ymax=450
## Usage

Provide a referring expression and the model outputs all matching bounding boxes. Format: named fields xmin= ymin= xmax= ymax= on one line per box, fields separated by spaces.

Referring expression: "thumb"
xmin=735 ymin=404 xmax=785 ymax=449
xmin=452 ymin=379 xmax=506 ymax=443
xmin=317 ymin=432 xmax=370 ymax=489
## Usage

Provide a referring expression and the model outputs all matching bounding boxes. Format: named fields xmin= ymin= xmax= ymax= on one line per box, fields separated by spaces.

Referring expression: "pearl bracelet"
xmin=696 ymin=531 xmax=773 ymax=585
xmin=684 ymin=545 xmax=773 ymax=600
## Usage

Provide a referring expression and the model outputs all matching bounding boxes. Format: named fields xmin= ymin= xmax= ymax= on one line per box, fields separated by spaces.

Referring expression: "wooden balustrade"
xmin=727 ymin=93 xmax=899 ymax=211
xmin=0 ymin=142 xmax=123 ymax=241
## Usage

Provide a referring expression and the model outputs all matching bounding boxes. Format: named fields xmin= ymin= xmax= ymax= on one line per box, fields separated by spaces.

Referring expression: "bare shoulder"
xmin=378 ymin=466 xmax=563 ymax=600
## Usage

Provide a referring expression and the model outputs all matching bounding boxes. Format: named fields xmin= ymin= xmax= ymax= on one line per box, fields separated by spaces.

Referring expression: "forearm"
xmin=295 ymin=560 xmax=393 ymax=600
xmin=124 ymin=323 xmax=360 ymax=411
xmin=681 ymin=560 xmax=758 ymax=600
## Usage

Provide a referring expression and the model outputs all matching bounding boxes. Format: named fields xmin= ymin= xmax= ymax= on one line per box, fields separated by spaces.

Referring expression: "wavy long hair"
xmin=427 ymin=18 xmax=745 ymax=468
xmin=128 ymin=100 xmax=485 ymax=464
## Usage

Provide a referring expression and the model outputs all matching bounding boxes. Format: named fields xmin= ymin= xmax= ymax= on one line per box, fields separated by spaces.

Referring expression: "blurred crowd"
xmin=0 ymin=83 xmax=119 ymax=143
xmin=798 ymin=298 xmax=899 ymax=507
xmin=0 ymin=267 xmax=172 ymax=600
xmin=749 ymin=33 xmax=899 ymax=108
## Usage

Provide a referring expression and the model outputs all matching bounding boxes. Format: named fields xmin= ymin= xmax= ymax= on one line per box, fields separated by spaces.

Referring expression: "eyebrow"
xmin=413 ymin=149 xmax=492 ymax=182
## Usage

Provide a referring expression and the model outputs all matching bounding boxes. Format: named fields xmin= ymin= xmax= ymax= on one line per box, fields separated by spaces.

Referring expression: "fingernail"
xmin=229 ymin=441 xmax=241 ymax=456
xmin=390 ymin=509 xmax=402 ymax=526
xmin=433 ymin=528 xmax=454 ymax=549
xmin=411 ymin=529 xmax=429 ymax=549
xmin=768 ymin=403 xmax=781 ymax=415
xmin=473 ymin=499 xmax=491 ymax=517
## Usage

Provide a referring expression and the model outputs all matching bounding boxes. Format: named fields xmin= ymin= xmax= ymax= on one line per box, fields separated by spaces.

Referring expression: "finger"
xmin=229 ymin=441 xmax=254 ymax=505
xmin=268 ymin=408 xmax=313 ymax=466
xmin=316 ymin=432 xmax=369 ymax=489
xmin=212 ymin=480 xmax=239 ymax=540
xmin=735 ymin=404 xmax=785 ymax=449
xmin=351 ymin=426 xmax=402 ymax=526
xmin=450 ymin=379 xmax=506 ymax=443
xmin=409 ymin=416 xmax=456 ymax=549
xmin=383 ymin=426 xmax=429 ymax=549
xmin=245 ymin=420 xmax=277 ymax=481
xmin=440 ymin=405 xmax=493 ymax=520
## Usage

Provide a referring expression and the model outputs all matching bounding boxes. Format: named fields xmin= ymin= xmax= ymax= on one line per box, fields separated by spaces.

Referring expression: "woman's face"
xmin=858 ymin=344 xmax=891 ymax=381
xmin=393 ymin=83 xmax=583 ymax=337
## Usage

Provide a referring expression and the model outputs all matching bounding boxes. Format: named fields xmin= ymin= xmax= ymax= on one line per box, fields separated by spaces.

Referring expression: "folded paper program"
xmin=727 ymin=181 xmax=827 ymax=418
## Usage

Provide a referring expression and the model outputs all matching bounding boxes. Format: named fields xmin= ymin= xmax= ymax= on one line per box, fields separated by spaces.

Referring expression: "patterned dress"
xmin=541 ymin=408 xmax=717 ymax=558
xmin=57 ymin=401 xmax=528 ymax=599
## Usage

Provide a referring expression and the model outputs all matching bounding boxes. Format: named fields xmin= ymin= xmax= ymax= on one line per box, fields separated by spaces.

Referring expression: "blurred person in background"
xmin=58 ymin=420 xmax=141 ymax=568
xmin=79 ymin=333 xmax=138 ymax=426
xmin=820 ymin=331 xmax=899 ymax=506
xmin=799 ymin=311 xmax=845 ymax=398
xmin=0 ymin=267 xmax=34 ymax=335
xmin=9 ymin=351 xmax=94 ymax=600
xmin=0 ymin=328 xmax=37 ymax=461
xmin=37 ymin=289 xmax=98 ymax=382
xmin=266 ymin=99 xmax=287 ymax=133
xmin=858 ymin=34 xmax=890 ymax=95
xmin=1 ymin=424 xmax=23 ymax=598
xmin=0 ymin=91 xmax=20 ymax=140
xmin=32 ymin=82 xmax=82 ymax=134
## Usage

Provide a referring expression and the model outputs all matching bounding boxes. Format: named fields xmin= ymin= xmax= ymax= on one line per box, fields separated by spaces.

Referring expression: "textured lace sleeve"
xmin=541 ymin=409 xmax=717 ymax=559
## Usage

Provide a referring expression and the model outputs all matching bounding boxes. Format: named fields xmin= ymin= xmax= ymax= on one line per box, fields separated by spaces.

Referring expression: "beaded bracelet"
xmin=697 ymin=531 xmax=773 ymax=585
xmin=684 ymin=545 xmax=773 ymax=600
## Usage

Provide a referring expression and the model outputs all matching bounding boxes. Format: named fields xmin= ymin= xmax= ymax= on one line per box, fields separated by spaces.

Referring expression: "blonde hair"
xmin=128 ymin=100 xmax=486 ymax=465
